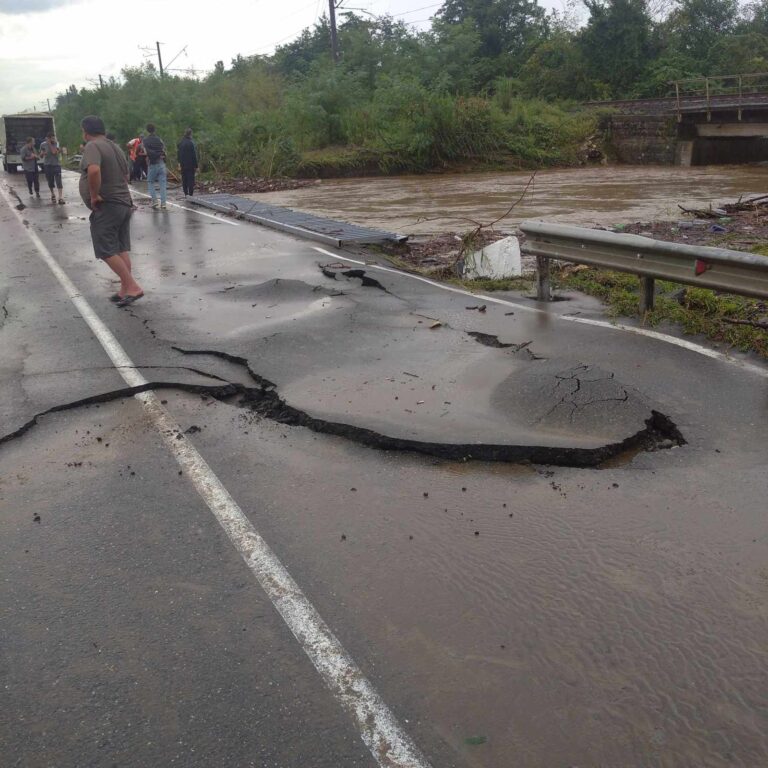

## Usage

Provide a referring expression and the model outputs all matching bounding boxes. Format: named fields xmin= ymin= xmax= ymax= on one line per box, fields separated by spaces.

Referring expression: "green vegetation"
xmin=451 ymin=276 xmax=533 ymax=293
xmin=557 ymin=267 xmax=768 ymax=358
xmin=52 ymin=0 xmax=768 ymax=177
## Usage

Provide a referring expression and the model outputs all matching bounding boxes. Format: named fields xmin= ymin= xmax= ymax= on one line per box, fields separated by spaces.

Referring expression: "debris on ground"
xmin=196 ymin=177 xmax=319 ymax=195
xmin=381 ymin=230 xmax=508 ymax=276
xmin=378 ymin=195 xmax=768 ymax=282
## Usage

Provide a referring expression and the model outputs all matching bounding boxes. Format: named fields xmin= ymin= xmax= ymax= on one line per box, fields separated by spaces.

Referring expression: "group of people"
xmin=17 ymin=116 xmax=202 ymax=309
xmin=125 ymin=125 xmax=199 ymax=207
xmin=76 ymin=117 xmax=200 ymax=307
xmin=20 ymin=133 xmax=65 ymax=204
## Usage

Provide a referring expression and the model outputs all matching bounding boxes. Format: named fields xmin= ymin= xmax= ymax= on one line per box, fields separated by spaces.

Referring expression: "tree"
xmin=578 ymin=0 xmax=655 ymax=97
xmin=665 ymin=0 xmax=739 ymax=64
xmin=434 ymin=0 xmax=547 ymax=84
xmin=519 ymin=31 xmax=593 ymax=100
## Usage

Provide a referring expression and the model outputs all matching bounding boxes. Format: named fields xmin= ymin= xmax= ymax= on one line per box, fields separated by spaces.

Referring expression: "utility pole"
xmin=328 ymin=0 xmax=339 ymax=63
xmin=156 ymin=41 xmax=165 ymax=77
xmin=98 ymin=74 xmax=104 ymax=88
xmin=46 ymin=98 xmax=51 ymax=112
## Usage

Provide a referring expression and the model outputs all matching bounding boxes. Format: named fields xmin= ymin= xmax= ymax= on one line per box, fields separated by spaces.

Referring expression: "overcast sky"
xmin=3 ymin=0 xmax=537 ymax=115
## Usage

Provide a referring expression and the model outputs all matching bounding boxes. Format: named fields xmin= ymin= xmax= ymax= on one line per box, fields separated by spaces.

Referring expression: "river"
xmin=258 ymin=164 xmax=768 ymax=235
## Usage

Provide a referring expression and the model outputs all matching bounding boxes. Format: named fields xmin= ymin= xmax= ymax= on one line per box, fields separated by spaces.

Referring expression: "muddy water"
xmin=259 ymin=165 xmax=768 ymax=234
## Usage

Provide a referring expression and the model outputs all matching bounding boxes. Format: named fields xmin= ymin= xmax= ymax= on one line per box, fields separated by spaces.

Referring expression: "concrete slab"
xmin=462 ymin=235 xmax=522 ymax=279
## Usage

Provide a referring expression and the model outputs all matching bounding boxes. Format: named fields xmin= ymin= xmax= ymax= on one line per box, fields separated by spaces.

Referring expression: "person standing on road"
xmin=177 ymin=128 xmax=198 ymax=197
xmin=79 ymin=115 xmax=143 ymax=307
xmin=143 ymin=123 xmax=167 ymax=210
xmin=20 ymin=137 xmax=40 ymax=198
xmin=40 ymin=132 xmax=65 ymax=205
xmin=127 ymin=133 xmax=146 ymax=181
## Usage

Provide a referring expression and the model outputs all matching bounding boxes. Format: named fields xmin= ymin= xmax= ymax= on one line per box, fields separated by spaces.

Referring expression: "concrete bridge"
xmin=589 ymin=74 xmax=768 ymax=165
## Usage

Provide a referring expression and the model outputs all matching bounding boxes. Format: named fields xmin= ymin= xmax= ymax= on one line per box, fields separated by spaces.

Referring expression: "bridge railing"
xmin=519 ymin=221 xmax=768 ymax=313
xmin=672 ymin=73 xmax=768 ymax=120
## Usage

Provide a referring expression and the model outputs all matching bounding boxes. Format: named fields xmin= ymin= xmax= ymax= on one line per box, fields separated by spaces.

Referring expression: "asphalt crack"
xmin=465 ymin=331 xmax=543 ymax=359
xmin=319 ymin=263 xmax=403 ymax=298
xmin=0 ymin=350 xmax=686 ymax=468
xmin=539 ymin=365 xmax=636 ymax=423
xmin=171 ymin=347 xmax=685 ymax=467
xmin=0 ymin=380 xmax=240 ymax=449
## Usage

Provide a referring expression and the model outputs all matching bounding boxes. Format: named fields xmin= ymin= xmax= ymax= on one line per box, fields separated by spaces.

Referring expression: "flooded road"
xmin=259 ymin=165 xmax=768 ymax=234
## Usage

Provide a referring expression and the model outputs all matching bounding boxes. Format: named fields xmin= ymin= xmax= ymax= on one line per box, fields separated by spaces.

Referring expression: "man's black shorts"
xmin=44 ymin=165 xmax=62 ymax=189
xmin=89 ymin=202 xmax=132 ymax=260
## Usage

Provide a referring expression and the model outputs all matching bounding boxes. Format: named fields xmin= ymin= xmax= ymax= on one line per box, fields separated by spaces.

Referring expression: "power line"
xmin=164 ymin=45 xmax=188 ymax=70
xmin=397 ymin=3 xmax=442 ymax=16
xmin=236 ymin=1 xmax=442 ymax=60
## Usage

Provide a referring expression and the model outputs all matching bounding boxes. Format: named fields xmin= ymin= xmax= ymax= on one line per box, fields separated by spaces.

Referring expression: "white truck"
xmin=1 ymin=112 xmax=56 ymax=173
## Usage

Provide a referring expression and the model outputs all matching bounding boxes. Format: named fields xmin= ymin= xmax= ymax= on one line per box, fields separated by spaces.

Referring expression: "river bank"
xmin=383 ymin=201 xmax=768 ymax=359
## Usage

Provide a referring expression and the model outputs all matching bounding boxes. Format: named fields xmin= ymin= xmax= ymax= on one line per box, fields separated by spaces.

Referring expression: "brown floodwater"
xmin=258 ymin=165 xmax=768 ymax=235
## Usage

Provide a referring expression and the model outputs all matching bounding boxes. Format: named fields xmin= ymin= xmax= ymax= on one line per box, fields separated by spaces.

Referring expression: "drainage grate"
xmin=188 ymin=193 xmax=407 ymax=247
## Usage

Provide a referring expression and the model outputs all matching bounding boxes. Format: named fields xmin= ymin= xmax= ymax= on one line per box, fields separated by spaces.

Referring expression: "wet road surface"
xmin=258 ymin=165 xmax=768 ymax=235
xmin=1 ymin=172 xmax=768 ymax=767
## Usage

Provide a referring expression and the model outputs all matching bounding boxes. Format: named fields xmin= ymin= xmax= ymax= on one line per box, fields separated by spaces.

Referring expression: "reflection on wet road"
xmin=259 ymin=165 xmax=768 ymax=234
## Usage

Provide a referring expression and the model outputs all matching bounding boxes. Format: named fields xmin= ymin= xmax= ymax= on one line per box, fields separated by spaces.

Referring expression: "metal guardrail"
xmin=519 ymin=221 xmax=768 ymax=312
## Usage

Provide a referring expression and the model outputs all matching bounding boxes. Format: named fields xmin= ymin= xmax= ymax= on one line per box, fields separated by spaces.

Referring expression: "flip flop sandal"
xmin=116 ymin=293 xmax=144 ymax=308
xmin=109 ymin=293 xmax=122 ymax=303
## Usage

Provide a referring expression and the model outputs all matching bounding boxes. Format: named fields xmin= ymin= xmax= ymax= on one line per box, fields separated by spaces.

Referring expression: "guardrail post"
xmin=640 ymin=276 xmax=655 ymax=313
xmin=536 ymin=255 xmax=552 ymax=301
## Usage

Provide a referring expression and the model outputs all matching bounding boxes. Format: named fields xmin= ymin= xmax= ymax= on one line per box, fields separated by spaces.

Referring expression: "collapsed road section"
xmin=0 ymin=345 xmax=685 ymax=468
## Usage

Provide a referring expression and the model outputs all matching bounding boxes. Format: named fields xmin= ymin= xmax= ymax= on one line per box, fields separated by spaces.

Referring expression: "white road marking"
xmin=0 ymin=183 xmax=431 ymax=768
xmin=313 ymin=246 xmax=768 ymax=380
xmin=130 ymin=187 xmax=240 ymax=225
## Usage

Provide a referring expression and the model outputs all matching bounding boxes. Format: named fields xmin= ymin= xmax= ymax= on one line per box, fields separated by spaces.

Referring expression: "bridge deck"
xmin=588 ymin=93 xmax=768 ymax=116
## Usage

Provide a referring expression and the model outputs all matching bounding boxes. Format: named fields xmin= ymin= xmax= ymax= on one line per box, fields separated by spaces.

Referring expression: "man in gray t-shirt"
xmin=40 ymin=132 xmax=65 ymax=204
xmin=20 ymin=138 xmax=40 ymax=197
xmin=79 ymin=115 xmax=143 ymax=307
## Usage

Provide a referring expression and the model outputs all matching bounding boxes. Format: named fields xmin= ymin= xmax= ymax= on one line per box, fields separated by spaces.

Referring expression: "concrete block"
xmin=463 ymin=235 xmax=522 ymax=279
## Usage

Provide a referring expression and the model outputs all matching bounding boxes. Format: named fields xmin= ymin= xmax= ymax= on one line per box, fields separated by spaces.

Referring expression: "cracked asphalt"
xmin=2 ymin=172 xmax=768 ymax=767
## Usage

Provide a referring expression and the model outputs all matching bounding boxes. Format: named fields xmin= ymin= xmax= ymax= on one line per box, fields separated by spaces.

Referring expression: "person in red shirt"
xmin=126 ymin=134 xmax=147 ymax=181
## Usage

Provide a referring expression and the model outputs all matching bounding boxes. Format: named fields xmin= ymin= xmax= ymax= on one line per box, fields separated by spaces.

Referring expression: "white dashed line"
xmin=0 ymin=182 xmax=431 ymax=768
xmin=313 ymin=246 xmax=768 ymax=380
